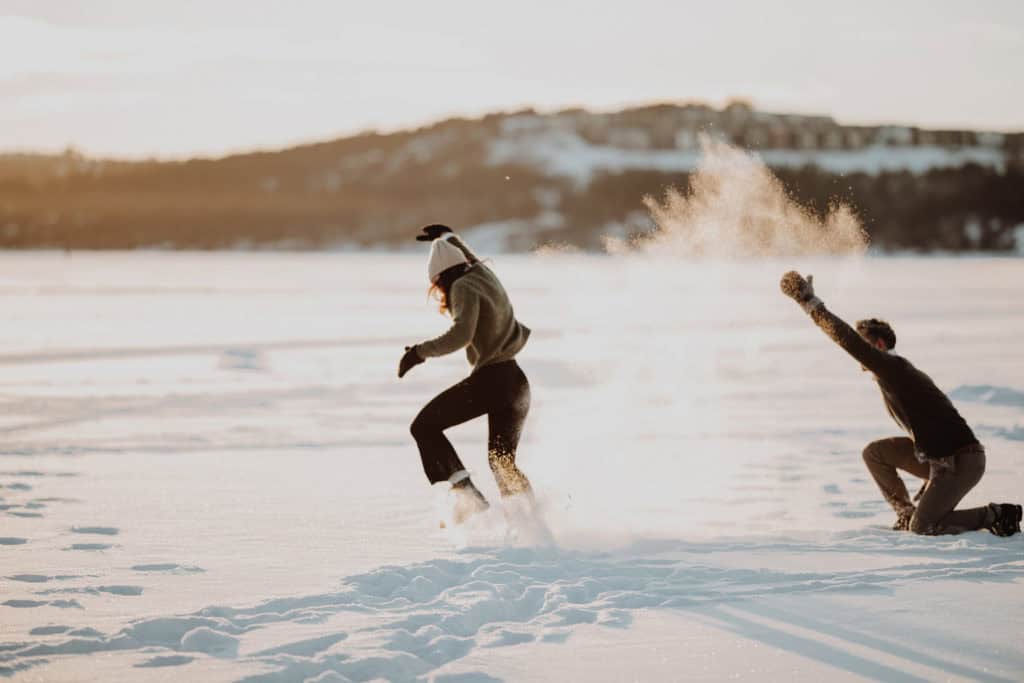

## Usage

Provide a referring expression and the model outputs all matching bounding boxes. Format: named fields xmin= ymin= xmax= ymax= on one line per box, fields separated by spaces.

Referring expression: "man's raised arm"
xmin=780 ymin=271 xmax=893 ymax=374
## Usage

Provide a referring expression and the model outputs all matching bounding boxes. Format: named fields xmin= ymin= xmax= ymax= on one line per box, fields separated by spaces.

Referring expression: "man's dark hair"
xmin=856 ymin=318 xmax=896 ymax=350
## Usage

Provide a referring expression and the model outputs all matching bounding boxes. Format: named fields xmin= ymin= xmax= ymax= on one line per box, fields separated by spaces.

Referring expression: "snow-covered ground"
xmin=1 ymin=251 xmax=1022 ymax=682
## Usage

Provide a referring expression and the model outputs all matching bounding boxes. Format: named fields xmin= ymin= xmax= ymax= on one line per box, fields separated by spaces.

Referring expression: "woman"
xmin=398 ymin=224 xmax=534 ymax=524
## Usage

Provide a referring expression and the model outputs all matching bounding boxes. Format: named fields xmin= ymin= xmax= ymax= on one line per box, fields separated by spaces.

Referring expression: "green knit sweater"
xmin=416 ymin=236 xmax=530 ymax=370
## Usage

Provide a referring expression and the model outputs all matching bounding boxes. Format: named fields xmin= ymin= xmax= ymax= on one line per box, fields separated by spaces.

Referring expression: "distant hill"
xmin=2 ymin=102 xmax=1022 ymax=252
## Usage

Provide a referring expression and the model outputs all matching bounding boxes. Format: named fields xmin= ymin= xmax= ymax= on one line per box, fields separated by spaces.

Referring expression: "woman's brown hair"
xmin=428 ymin=263 xmax=472 ymax=314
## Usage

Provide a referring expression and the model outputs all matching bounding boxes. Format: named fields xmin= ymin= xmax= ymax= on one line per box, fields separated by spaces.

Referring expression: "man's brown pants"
xmin=862 ymin=437 xmax=990 ymax=534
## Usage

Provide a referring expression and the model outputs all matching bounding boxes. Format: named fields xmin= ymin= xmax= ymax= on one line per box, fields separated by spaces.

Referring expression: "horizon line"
xmin=3 ymin=97 xmax=1023 ymax=163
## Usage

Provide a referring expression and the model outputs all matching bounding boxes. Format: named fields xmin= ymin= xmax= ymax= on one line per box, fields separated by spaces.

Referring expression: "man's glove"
xmin=415 ymin=224 xmax=453 ymax=242
xmin=780 ymin=271 xmax=821 ymax=312
xmin=780 ymin=271 xmax=814 ymax=302
xmin=398 ymin=345 xmax=425 ymax=378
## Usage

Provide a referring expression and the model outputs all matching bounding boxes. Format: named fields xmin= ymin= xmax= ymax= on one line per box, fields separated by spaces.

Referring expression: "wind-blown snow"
xmin=0 ymin=252 xmax=1021 ymax=682
xmin=634 ymin=138 xmax=868 ymax=257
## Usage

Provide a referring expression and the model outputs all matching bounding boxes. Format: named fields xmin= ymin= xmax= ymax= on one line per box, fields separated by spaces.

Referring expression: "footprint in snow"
xmin=131 ymin=563 xmax=205 ymax=574
xmin=71 ymin=526 xmax=119 ymax=536
xmin=97 ymin=586 xmax=144 ymax=597
xmin=135 ymin=655 xmax=195 ymax=668
xmin=180 ymin=626 xmax=239 ymax=658
xmin=3 ymin=599 xmax=48 ymax=608
xmin=8 ymin=574 xmax=85 ymax=583
xmin=0 ymin=471 xmax=78 ymax=479
xmin=481 ymin=629 xmax=535 ymax=648
xmin=3 ymin=599 xmax=83 ymax=609
xmin=68 ymin=627 xmax=103 ymax=638
xmin=8 ymin=575 xmax=53 ymax=583
xmin=29 ymin=625 xmax=71 ymax=636
xmin=34 ymin=585 xmax=143 ymax=597
xmin=834 ymin=510 xmax=876 ymax=519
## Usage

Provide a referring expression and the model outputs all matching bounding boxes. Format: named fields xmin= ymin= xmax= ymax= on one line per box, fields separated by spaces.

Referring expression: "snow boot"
xmin=449 ymin=479 xmax=490 ymax=526
xmin=892 ymin=506 xmax=914 ymax=531
xmin=986 ymin=503 xmax=1022 ymax=537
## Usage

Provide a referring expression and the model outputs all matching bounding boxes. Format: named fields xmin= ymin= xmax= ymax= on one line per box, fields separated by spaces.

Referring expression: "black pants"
xmin=410 ymin=360 xmax=532 ymax=497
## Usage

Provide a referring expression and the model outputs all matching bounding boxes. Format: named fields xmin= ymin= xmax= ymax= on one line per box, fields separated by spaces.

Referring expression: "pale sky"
xmin=3 ymin=0 xmax=1023 ymax=159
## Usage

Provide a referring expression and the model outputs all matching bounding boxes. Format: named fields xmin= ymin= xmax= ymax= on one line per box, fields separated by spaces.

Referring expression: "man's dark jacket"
xmin=809 ymin=305 xmax=978 ymax=461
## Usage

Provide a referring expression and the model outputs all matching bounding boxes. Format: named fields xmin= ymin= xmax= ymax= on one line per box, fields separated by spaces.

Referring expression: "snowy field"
xmin=1 ymin=251 xmax=1022 ymax=682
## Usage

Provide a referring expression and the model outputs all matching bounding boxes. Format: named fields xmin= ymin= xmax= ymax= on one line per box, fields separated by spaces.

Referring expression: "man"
xmin=780 ymin=270 xmax=1021 ymax=536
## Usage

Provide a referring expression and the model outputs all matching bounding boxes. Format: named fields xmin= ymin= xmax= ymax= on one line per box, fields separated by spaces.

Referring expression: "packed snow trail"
xmin=4 ymin=533 xmax=1022 ymax=681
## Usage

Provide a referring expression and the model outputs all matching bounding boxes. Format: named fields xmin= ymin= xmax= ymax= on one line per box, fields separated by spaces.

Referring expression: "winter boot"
xmin=985 ymin=503 xmax=1022 ymax=537
xmin=450 ymin=479 xmax=490 ymax=526
xmin=892 ymin=506 xmax=915 ymax=531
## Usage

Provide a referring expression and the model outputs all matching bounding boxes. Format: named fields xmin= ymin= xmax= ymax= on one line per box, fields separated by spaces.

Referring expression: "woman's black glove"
xmin=415 ymin=224 xmax=453 ymax=242
xmin=398 ymin=346 xmax=425 ymax=378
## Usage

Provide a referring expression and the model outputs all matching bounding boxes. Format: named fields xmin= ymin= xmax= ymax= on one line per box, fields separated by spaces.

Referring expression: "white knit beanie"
xmin=427 ymin=238 xmax=469 ymax=282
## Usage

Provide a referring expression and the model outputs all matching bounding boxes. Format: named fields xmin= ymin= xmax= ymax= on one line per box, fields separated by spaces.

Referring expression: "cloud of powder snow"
xmin=607 ymin=135 xmax=869 ymax=258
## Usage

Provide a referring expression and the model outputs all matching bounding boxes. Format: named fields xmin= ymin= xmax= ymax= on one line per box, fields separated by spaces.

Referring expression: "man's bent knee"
xmin=909 ymin=512 xmax=939 ymax=535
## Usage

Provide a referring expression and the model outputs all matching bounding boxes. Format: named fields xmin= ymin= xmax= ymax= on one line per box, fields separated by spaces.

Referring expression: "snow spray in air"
xmin=522 ymin=137 xmax=872 ymax=548
xmin=608 ymin=135 xmax=869 ymax=258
